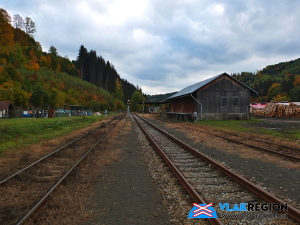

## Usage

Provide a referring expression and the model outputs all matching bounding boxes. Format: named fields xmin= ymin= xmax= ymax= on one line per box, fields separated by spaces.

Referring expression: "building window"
xmin=221 ymin=97 xmax=227 ymax=106
xmin=232 ymin=97 xmax=239 ymax=106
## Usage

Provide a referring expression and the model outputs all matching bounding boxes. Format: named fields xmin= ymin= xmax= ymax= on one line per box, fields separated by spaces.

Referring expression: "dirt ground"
xmin=245 ymin=117 xmax=300 ymax=134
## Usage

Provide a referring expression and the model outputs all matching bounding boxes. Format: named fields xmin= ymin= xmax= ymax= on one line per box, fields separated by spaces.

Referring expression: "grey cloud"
xmin=2 ymin=0 xmax=300 ymax=94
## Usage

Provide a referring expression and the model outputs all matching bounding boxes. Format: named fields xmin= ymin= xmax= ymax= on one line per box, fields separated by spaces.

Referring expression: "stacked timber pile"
xmin=251 ymin=102 xmax=300 ymax=118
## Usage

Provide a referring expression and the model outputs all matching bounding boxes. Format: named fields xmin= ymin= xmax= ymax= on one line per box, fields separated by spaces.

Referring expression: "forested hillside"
xmin=0 ymin=8 xmax=139 ymax=111
xmin=232 ymin=58 xmax=300 ymax=102
xmin=73 ymin=45 xmax=138 ymax=102
xmin=146 ymin=92 xmax=177 ymax=102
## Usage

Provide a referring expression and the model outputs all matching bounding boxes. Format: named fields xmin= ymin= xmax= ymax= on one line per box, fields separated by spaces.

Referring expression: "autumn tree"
xmin=268 ymin=83 xmax=283 ymax=100
xmin=13 ymin=14 xmax=24 ymax=44
xmin=0 ymin=8 xmax=14 ymax=46
xmin=26 ymin=48 xmax=40 ymax=71
xmin=293 ymin=76 xmax=300 ymax=87
xmin=273 ymin=93 xmax=291 ymax=102
xmin=24 ymin=17 xmax=36 ymax=37
xmin=0 ymin=79 xmax=31 ymax=107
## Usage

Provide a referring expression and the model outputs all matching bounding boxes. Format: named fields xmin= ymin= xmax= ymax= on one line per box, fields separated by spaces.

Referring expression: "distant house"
xmin=149 ymin=106 xmax=160 ymax=113
xmin=167 ymin=73 xmax=258 ymax=121
xmin=0 ymin=101 xmax=14 ymax=118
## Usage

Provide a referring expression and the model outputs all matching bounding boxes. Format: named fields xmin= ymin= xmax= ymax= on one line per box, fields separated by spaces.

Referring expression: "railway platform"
xmin=82 ymin=115 xmax=173 ymax=225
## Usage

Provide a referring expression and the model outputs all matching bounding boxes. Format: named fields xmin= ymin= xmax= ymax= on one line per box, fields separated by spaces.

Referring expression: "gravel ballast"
xmin=144 ymin=115 xmax=300 ymax=207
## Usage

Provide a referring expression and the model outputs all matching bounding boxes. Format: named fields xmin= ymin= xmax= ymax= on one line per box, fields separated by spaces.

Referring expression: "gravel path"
xmin=144 ymin=116 xmax=300 ymax=207
xmin=82 ymin=116 xmax=172 ymax=225
xmin=82 ymin=114 xmax=300 ymax=224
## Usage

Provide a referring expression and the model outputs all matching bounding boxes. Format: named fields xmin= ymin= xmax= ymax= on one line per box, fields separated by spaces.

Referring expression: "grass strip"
xmin=0 ymin=114 xmax=116 ymax=154
xmin=195 ymin=118 xmax=260 ymax=132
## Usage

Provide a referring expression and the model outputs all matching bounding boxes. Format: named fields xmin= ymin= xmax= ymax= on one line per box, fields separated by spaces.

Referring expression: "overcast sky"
xmin=1 ymin=0 xmax=300 ymax=95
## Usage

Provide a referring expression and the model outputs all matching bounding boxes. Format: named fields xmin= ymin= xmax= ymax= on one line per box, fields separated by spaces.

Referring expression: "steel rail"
xmin=0 ymin=133 xmax=88 ymax=185
xmin=133 ymin=115 xmax=224 ymax=225
xmin=17 ymin=115 xmax=123 ymax=225
xmin=157 ymin=117 xmax=300 ymax=161
xmin=136 ymin=115 xmax=300 ymax=223
xmin=0 ymin=114 xmax=122 ymax=185
xmin=205 ymin=131 xmax=300 ymax=161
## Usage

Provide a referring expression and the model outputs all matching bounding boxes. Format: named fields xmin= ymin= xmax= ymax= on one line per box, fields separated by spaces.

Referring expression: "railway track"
xmin=0 ymin=114 xmax=124 ymax=225
xmin=133 ymin=114 xmax=300 ymax=224
xmin=155 ymin=117 xmax=300 ymax=161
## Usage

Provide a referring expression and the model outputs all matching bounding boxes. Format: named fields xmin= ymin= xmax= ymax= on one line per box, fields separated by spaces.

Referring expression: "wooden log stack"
xmin=250 ymin=103 xmax=300 ymax=118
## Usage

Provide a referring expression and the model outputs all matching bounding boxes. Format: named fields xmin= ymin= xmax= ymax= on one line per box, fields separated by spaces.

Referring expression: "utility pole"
xmin=127 ymin=100 xmax=130 ymax=115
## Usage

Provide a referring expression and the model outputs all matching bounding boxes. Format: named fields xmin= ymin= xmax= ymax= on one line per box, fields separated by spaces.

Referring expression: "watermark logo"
xmin=188 ymin=203 xmax=288 ymax=219
xmin=188 ymin=203 xmax=218 ymax=218
xmin=219 ymin=203 xmax=248 ymax=211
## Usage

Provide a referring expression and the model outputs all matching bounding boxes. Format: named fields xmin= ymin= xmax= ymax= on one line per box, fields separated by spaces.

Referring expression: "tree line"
xmin=145 ymin=92 xmax=177 ymax=102
xmin=73 ymin=45 xmax=137 ymax=102
xmin=232 ymin=58 xmax=300 ymax=102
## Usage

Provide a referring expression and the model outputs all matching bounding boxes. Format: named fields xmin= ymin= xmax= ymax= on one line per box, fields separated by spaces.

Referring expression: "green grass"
xmin=195 ymin=118 xmax=261 ymax=133
xmin=0 ymin=113 xmax=117 ymax=154
xmin=258 ymin=129 xmax=300 ymax=140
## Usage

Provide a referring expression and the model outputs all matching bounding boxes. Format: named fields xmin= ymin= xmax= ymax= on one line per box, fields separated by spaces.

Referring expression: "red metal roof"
xmin=250 ymin=102 xmax=268 ymax=109
xmin=0 ymin=101 xmax=14 ymax=110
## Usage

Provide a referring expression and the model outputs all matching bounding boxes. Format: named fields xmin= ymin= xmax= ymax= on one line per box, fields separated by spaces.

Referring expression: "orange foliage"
xmin=0 ymin=9 xmax=14 ymax=46
xmin=26 ymin=49 xmax=40 ymax=71
xmin=14 ymin=28 xmax=29 ymax=46
xmin=293 ymin=76 xmax=300 ymax=87
xmin=0 ymin=58 xmax=7 ymax=65
xmin=26 ymin=63 xmax=39 ymax=71
xmin=55 ymin=64 xmax=61 ymax=72
xmin=273 ymin=93 xmax=291 ymax=102
xmin=285 ymin=72 xmax=292 ymax=78
xmin=58 ymin=81 xmax=64 ymax=90
xmin=40 ymin=55 xmax=51 ymax=68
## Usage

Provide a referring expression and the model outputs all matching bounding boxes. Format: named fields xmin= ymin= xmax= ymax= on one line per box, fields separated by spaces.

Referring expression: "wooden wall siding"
xmin=197 ymin=75 xmax=250 ymax=114
xmin=170 ymin=98 xmax=181 ymax=112
xmin=170 ymin=96 xmax=196 ymax=113
xmin=182 ymin=96 xmax=196 ymax=113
